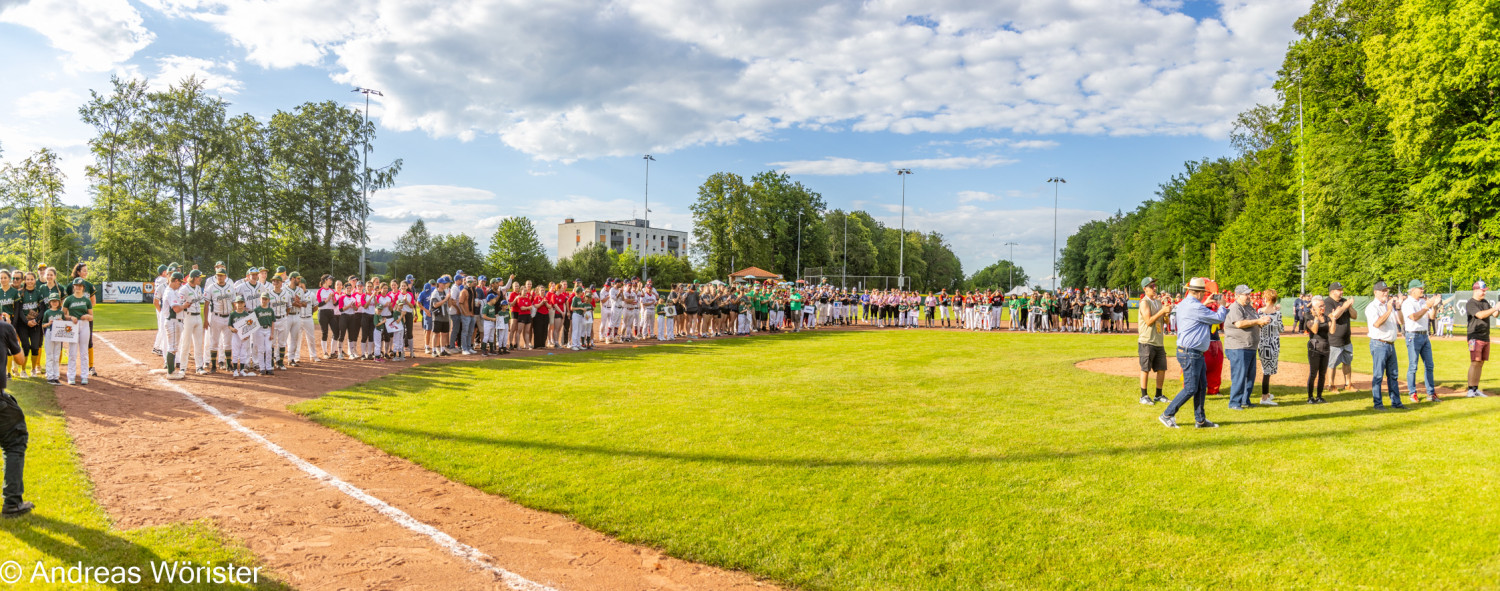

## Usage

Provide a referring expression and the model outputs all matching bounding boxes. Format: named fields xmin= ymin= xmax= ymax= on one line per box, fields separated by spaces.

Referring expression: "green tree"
xmin=1 ymin=148 xmax=64 ymax=268
xmin=486 ymin=217 xmax=552 ymax=280
xmin=431 ymin=233 xmax=485 ymax=278
xmin=970 ymin=260 xmax=1029 ymax=291
xmin=390 ymin=220 xmax=433 ymax=281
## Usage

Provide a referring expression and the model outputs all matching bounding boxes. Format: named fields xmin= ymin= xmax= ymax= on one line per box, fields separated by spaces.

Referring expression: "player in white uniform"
xmin=151 ymin=264 xmax=170 ymax=356
xmin=639 ymin=285 xmax=657 ymax=340
xmin=205 ymin=267 xmax=236 ymax=373
xmin=267 ymin=275 xmax=293 ymax=370
xmin=234 ymin=268 xmax=263 ymax=365
xmin=287 ymin=273 xmax=317 ymax=366
xmin=159 ymin=272 xmax=187 ymax=379
xmin=177 ymin=270 xmax=208 ymax=374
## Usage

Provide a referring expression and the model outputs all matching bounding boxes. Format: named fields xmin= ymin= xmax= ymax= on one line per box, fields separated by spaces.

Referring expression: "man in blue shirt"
xmin=1161 ymin=277 xmax=1229 ymax=428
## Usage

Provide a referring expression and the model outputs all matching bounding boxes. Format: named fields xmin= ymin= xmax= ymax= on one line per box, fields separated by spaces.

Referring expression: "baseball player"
xmin=315 ymin=275 xmax=337 ymax=360
xmin=62 ymin=278 xmax=93 ymax=384
xmin=287 ymin=273 xmax=317 ymax=366
xmin=40 ymin=295 xmax=63 ymax=384
xmin=252 ymin=293 xmax=276 ymax=375
xmin=177 ymin=270 xmax=208 ymax=374
xmin=151 ymin=264 xmax=170 ymax=356
xmin=639 ymin=284 xmax=657 ymax=340
xmin=205 ymin=267 xmax=236 ymax=373
xmin=267 ymin=274 xmax=293 ymax=370
xmin=226 ymin=296 xmax=252 ymax=376
xmin=160 ymin=272 xmax=186 ymax=379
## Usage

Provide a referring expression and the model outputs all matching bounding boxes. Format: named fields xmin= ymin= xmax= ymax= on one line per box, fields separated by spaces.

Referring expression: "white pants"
xmin=44 ymin=333 xmax=60 ymax=380
xmin=180 ymin=315 xmax=206 ymax=368
xmin=289 ymin=315 xmax=316 ymax=361
xmin=208 ymin=314 xmax=232 ymax=356
xmin=67 ymin=322 xmax=88 ymax=381
xmin=231 ymin=332 xmax=250 ymax=368
xmin=255 ymin=327 xmax=274 ymax=370
xmin=162 ymin=316 xmax=180 ymax=354
xmin=154 ymin=307 xmax=168 ymax=351
xmin=659 ymin=316 xmax=673 ymax=340
xmin=600 ymin=307 xmax=615 ymax=336
xmin=570 ymin=312 xmax=586 ymax=347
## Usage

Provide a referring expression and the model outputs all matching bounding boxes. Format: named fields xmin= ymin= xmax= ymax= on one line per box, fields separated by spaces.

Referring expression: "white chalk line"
xmin=95 ymin=335 xmax=558 ymax=591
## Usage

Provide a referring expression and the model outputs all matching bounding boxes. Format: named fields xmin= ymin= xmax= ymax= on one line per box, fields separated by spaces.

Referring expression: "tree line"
xmin=1059 ymin=0 xmax=1498 ymax=295
xmin=0 ymin=75 xmax=401 ymax=282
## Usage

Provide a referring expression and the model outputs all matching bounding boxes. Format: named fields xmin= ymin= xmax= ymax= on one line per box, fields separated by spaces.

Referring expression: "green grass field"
xmin=294 ymin=330 xmax=1500 ymax=590
xmin=92 ymin=304 xmax=160 ymax=332
xmin=0 ymin=378 xmax=283 ymax=589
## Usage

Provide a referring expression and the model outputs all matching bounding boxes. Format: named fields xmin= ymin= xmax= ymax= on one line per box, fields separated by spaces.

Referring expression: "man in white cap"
xmin=1465 ymin=280 xmax=1497 ymax=397
xmin=1159 ymin=277 xmax=1227 ymax=428
xmin=1401 ymin=279 xmax=1443 ymax=403
xmin=1364 ymin=281 xmax=1405 ymax=409
xmin=1224 ymin=284 xmax=1272 ymax=410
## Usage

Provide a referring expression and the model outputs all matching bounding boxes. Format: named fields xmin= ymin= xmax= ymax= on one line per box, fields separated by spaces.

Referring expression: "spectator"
xmin=1324 ymin=282 xmax=1357 ymax=394
xmin=1465 ymin=281 xmax=1496 ymax=398
xmin=1224 ymin=284 xmax=1271 ymax=410
xmin=1136 ymin=277 xmax=1172 ymax=405
xmin=1402 ymin=279 xmax=1442 ymax=403
xmin=1257 ymin=289 xmax=1282 ymax=406
xmin=1365 ymin=281 xmax=1404 ymax=409
xmin=1159 ymin=277 xmax=1227 ymax=429
xmin=1305 ymin=298 xmax=1330 ymax=404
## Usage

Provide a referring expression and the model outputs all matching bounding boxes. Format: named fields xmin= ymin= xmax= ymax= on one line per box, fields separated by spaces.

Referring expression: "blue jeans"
xmin=1406 ymin=331 xmax=1435 ymax=396
xmin=1165 ymin=348 xmax=1208 ymax=424
xmin=1226 ymin=348 xmax=1257 ymax=408
xmin=455 ymin=314 xmax=475 ymax=351
xmin=1371 ymin=340 xmax=1401 ymax=406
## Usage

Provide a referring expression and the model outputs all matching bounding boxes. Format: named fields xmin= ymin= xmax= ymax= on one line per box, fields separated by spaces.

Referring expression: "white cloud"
xmin=773 ymin=155 xmax=1013 ymax=176
xmin=149 ymin=55 xmax=242 ymax=94
xmin=12 ymin=89 xmax=82 ymax=118
xmin=0 ymin=0 xmax=154 ymax=71
xmin=146 ymin=0 xmax=1310 ymax=160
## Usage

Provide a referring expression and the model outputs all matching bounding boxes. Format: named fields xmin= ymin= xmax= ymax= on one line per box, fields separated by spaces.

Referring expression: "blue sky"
xmin=0 ymin=0 xmax=1309 ymax=283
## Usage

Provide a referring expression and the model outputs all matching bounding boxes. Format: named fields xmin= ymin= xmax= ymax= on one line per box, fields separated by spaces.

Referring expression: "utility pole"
xmin=1299 ymin=66 xmax=1307 ymax=296
xmin=896 ymin=169 xmax=913 ymax=290
xmin=351 ymin=87 xmax=382 ymax=279
xmin=843 ymin=212 xmax=848 ymax=288
xmin=796 ymin=210 xmax=803 ymax=281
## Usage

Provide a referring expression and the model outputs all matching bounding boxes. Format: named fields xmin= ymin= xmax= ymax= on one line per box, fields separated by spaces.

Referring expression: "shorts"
xmin=1329 ymin=344 xmax=1354 ymax=368
xmin=1138 ymin=343 xmax=1167 ymax=372
xmin=432 ymin=319 xmax=450 ymax=333
xmin=517 ymin=314 xmax=532 ymax=324
xmin=1470 ymin=339 xmax=1490 ymax=362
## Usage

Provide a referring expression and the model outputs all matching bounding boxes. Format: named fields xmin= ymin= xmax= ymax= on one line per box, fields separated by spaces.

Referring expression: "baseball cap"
xmin=1475 ymin=280 xmax=1488 ymax=290
xmin=1373 ymin=280 xmax=1389 ymax=292
xmin=1234 ymin=284 xmax=1252 ymax=295
xmin=157 ymin=264 xmax=168 ymax=273
xmin=1140 ymin=276 xmax=1155 ymax=289
xmin=233 ymin=295 xmax=246 ymax=303
xmin=289 ymin=271 xmax=301 ymax=278
xmin=276 ymin=266 xmax=287 ymax=273
xmin=1408 ymin=279 xmax=1425 ymax=289
xmin=405 ymin=274 xmax=415 ymax=282
xmin=259 ymin=292 xmax=270 ymax=299
xmin=35 ymin=263 xmax=46 ymax=270
xmin=215 ymin=268 xmax=226 ymax=276
xmin=168 ymin=262 xmax=180 ymax=269
xmin=437 ymin=277 xmax=451 ymax=284
xmin=170 ymin=271 xmax=184 ymax=280
xmin=1328 ymin=281 xmax=1344 ymax=291
xmin=46 ymin=294 xmax=59 ymax=302
xmin=214 ymin=260 xmax=226 ymax=267
xmin=272 ymin=274 xmax=284 ymax=281
xmin=187 ymin=270 xmax=202 ymax=278
xmin=247 ymin=267 xmax=258 ymax=274
xmin=71 ymin=277 xmax=86 ymax=285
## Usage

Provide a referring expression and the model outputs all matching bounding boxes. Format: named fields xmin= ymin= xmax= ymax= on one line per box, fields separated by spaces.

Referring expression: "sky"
xmin=0 ymin=0 xmax=1311 ymax=284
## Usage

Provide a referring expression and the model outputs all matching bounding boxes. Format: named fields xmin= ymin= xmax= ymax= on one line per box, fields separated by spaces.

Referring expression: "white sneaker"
xmin=1259 ymin=398 xmax=1279 ymax=406
xmin=80 ymin=379 xmax=87 ymax=386
xmin=66 ymin=380 xmax=74 ymax=386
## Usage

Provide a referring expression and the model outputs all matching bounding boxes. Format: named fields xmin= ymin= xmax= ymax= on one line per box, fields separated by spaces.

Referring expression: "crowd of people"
xmin=1141 ymin=276 xmax=1484 ymax=429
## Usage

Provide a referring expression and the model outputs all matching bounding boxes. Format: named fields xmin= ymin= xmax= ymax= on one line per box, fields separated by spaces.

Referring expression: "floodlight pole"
xmin=1003 ymin=241 xmax=1019 ymax=291
xmin=352 ymin=87 xmax=382 ymax=280
xmin=642 ymin=154 xmax=655 ymax=281
xmin=843 ymin=212 xmax=848 ymax=288
xmin=1047 ymin=177 xmax=1067 ymax=292
xmin=896 ymin=169 xmax=912 ymax=290
xmin=796 ymin=210 xmax=802 ymax=281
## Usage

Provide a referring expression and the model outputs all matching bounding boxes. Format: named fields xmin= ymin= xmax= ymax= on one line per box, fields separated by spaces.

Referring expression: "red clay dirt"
xmin=59 ymin=329 xmax=783 ymax=591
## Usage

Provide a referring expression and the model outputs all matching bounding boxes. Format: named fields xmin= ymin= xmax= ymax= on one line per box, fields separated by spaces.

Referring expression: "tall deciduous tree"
xmin=486 ymin=217 xmax=552 ymax=280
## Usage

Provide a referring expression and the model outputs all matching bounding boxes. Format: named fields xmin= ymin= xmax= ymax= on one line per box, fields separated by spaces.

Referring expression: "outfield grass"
xmin=295 ymin=330 xmax=1500 ymax=590
xmin=0 ymin=378 xmax=284 ymax=590
xmin=92 ymin=304 xmax=159 ymax=332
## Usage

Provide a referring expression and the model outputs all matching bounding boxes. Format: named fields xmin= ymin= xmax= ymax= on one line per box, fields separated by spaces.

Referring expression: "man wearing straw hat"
xmin=1159 ymin=277 xmax=1227 ymax=429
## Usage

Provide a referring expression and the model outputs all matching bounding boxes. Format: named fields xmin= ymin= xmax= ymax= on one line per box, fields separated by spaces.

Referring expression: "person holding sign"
xmin=227 ymin=296 xmax=254 ymax=377
xmin=40 ymin=296 xmax=65 ymax=385
xmin=62 ymin=279 xmax=92 ymax=385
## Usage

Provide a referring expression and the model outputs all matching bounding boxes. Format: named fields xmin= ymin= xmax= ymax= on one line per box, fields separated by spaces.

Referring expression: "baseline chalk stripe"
xmin=96 ymin=335 xmax=558 ymax=591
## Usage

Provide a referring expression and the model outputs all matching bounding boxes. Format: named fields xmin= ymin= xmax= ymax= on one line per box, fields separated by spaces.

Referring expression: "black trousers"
xmin=533 ymin=314 xmax=550 ymax=347
xmin=2 ymin=423 xmax=26 ymax=511
xmin=319 ymin=309 xmax=334 ymax=340
xmin=1307 ymin=349 xmax=1329 ymax=397
xmin=16 ymin=324 xmax=39 ymax=356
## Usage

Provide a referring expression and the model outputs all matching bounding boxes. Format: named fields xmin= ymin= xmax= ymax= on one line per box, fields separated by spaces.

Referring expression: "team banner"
xmin=103 ymin=282 xmax=150 ymax=303
xmin=234 ymin=315 xmax=257 ymax=341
